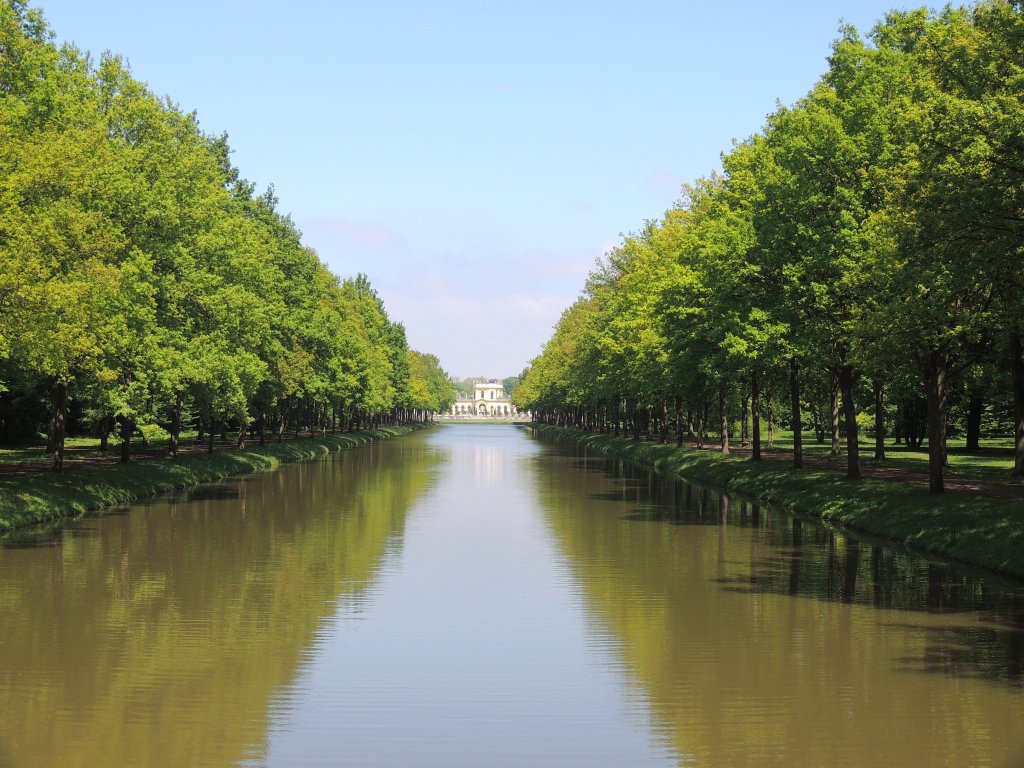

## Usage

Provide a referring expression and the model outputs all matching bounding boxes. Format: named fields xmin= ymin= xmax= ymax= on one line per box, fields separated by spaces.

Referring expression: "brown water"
xmin=0 ymin=425 xmax=1022 ymax=767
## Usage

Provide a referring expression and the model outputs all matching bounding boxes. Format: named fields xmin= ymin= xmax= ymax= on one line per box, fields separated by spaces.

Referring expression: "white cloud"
xmin=381 ymin=284 xmax=575 ymax=379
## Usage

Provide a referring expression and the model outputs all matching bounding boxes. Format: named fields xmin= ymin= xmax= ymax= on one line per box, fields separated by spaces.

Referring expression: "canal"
xmin=0 ymin=425 xmax=1022 ymax=767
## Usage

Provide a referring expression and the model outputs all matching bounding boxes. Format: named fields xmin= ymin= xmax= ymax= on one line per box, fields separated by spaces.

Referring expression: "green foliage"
xmin=0 ymin=5 xmax=451 ymax=454
xmin=518 ymin=2 xmax=1024 ymax=486
xmin=406 ymin=350 xmax=457 ymax=414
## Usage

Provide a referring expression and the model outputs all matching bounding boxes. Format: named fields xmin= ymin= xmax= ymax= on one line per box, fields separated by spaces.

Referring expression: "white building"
xmin=449 ymin=380 xmax=519 ymax=418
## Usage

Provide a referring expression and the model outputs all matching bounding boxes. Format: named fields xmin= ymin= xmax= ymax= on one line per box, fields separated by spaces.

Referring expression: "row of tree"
xmin=513 ymin=2 xmax=1024 ymax=493
xmin=0 ymin=1 xmax=456 ymax=469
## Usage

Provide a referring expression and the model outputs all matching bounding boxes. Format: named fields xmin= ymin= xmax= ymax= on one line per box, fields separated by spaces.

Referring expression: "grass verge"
xmin=0 ymin=426 xmax=423 ymax=532
xmin=534 ymin=425 xmax=1024 ymax=579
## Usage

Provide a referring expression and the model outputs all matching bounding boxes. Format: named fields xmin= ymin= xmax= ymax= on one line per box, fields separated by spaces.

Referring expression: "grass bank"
xmin=0 ymin=426 xmax=423 ymax=532
xmin=533 ymin=425 xmax=1024 ymax=579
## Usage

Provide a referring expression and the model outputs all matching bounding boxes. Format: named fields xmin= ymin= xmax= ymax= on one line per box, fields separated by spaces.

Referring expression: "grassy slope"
xmin=0 ymin=427 xmax=420 ymax=532
xmin=535 ymin=425 xmax=1024 ymax=579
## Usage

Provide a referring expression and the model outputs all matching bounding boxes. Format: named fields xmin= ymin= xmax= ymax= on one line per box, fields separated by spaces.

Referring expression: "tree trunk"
xmin=790 ymin=359 xmax=802 ymax=469
xmin=924 ymin=350 xmax=947 ymax=493
xmin=837 ymin=364 xmax=860 ymax=479
xmin=719 ymin=383 xmax=729 ymax=455
xmin=50 ymin=380 xmax=68 ymax=472
xmin=258 ymin=411 xmax=267 ymax=446
xmin=700 ymin=398 xmax=709 ymax=446
xmin=208 ymin=420 xmax=216 ymax=453
xmin=696 ymin=401 xmax=705 ymax=450
xmin=237 ymin=415 xmax=247 ymax=449
xmin=830 ymin=374 xmax=841 ymax=457
xmin=965 ymin=392 xmax=982 ymax=453
xmin=873 ymin=379 xmax=885 ymax=461
xmin=99 ymin=416 xmax=110 ymax=453
xmin=119 ymin=416 xmax=133 ymax=464
xmin=169 ymin=396 xmax=182 ymax=457
xmin=1011 ymin=332 xmax=1024 ymax=477
xmin=751 ymin=372 xmax=761 ymax=462
xmin=741 ymin=392 xmax=749 ymax=447
xmin=278 ymin=398 xmax=288 ymax=443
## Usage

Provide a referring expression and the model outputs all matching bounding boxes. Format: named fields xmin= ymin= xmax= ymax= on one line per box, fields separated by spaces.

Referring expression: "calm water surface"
xmin=1 ymin=425 xmax=1023 ymax=767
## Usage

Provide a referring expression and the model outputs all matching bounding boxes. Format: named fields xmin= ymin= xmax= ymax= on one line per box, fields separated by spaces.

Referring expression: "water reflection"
xmin=534 ymin=433 xmax=1024 ymax=767
xmin=3 ymin=426 xmax=1023 ymax=768
xmin=0 ymin=436 xmax=442 ymax=768
xmin=260 ymin=424 xmax=680 ymax=768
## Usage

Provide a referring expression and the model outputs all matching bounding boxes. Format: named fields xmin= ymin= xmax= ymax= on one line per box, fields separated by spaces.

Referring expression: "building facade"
xmin=449 ymin=380 xmax=520 ymax=418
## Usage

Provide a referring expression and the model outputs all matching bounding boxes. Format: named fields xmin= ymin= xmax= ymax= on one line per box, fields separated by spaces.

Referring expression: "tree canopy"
xmin=0 ymin=1 xmax=455 ymax=466
xmin=514 ymin=1 xmax=1024 ymax=493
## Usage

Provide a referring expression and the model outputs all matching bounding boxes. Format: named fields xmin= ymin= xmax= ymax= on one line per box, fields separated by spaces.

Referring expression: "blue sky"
xmin=37 ymin=0 xmax=920 ymax=379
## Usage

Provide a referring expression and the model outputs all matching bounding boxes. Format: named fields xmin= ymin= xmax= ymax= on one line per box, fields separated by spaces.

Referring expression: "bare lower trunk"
xmin=277 ymin=398 xmax=288 ymax=443
xmin=700 ymin=399 xmax=709 ymax=446
xmin=741 ymin=392 xmax=749 ymax=447
xmin=119 ymin=416 xmax=133 ymax=464
xmin=169 ymin=397 xmax=182 ymax=457
xmin=237 ymin=415 xmax=247 ymax=449
xmin=924 ymin=350 xmax=947 ymax=493
xmin=790 ymin=359 xmax=802 ymax=469
xmin=1011 ymin=332 xmax=1024 ymax=477
xmin=830 ymin=374 xmax=841 ymax=457
xmin=50 ymin=380 xmax=68 ymax=472
xmin=965 ymin=392 xmax=982 ymax=453
xmin=873 ymin=379 xmax=885 ymax=461
xmin=751 ymin=372 xmax=761 ymax=462
xmin=674 ymin=395 xmax=683 ymax=446
xmin=837 ymin=364 xmax=860 ymax=479
xmin=719 ymin=383 xmax=729 ymax=455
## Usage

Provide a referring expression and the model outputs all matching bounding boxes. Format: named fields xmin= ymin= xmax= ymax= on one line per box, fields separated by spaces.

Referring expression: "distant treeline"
xmin=513 ymin=2 xmax=1024 ymax=493
xmin=0 ymin=1 xmax=456 ymax=467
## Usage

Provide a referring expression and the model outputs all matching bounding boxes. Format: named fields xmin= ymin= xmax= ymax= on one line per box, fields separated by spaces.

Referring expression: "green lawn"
xmin=690 ymin=429 xmax=1021 ymax=483
xmin=0 ymin=430 xmax=303 ymax=467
